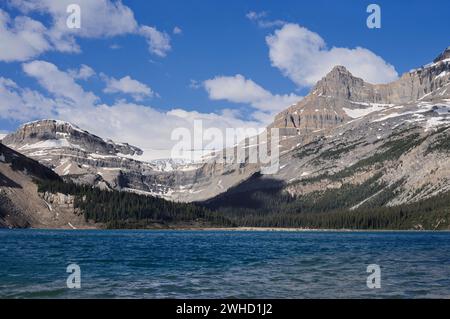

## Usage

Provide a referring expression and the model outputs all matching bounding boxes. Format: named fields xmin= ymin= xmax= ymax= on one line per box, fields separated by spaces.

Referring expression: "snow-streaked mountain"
xmin=3 ymin=47 xmax=450 ymax=206
xmin=216 ymin=46 xmax=450 ymax=206
xmin=2 ymin=120 xmax=203 ymax=199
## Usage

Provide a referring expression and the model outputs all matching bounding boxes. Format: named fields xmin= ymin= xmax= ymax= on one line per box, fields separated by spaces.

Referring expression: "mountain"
xmin=271 ymin=47 xmax=450 ymax=142
xmin=0 ymin=143 xmax=91 ymax=228
xmin=2 ymin=119 xmax=261 ymax=202
xmin=3 ymin=47 xmax=450 ymax=219
xmin=206 ymin=47 xmax=450 ymax=218
xmin=2 ymin=120 xmax=206 ymax=199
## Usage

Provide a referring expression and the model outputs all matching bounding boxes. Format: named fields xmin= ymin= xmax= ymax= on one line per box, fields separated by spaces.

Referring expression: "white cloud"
xmin=0 ymin=76 xmax=56 ymax=120
xmin=189 ymin=79 xmax=202 ymax=89
xmin=139 ymin=26 xmax=172 ymax=57
xmin=102 ymin=75 xmax=155 ymax=101
xmin=1 ymin=61 xmax=264 ymax=160
xmin=246 ymin=11 xmax=286 ymax=28
xmin=60 ymin=102 xmax=262 ymax=160
xmin=173 ymin=26 xmax=182 ymax=35
xmin=203 ymin=74 xmax=301 ymax=116
xmin=10 ymin=0 xmax=138 ymax=38
xmin=0 ymin=9 xmax=52 ymax=62
xmin=266 ymin=23 xmax=398 ymax=86
xmin=2 ymin=0 xmax=172 ymax=61
xmin=22 ymin=60 xmax=99 ymax=107
xmin=68 ymin=64 xmax=95 ymax=80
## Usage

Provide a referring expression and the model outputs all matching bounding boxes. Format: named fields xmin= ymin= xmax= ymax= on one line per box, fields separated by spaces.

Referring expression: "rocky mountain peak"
xmin=315 ymin=65 xmax=361 ymax=87
xmin=270 ymin=47 xmax=450 ymax=136
xmin=3 ymin=119 xmax=143 ymax=156
xmin=328 ymin=65 xmax=353 ymax=77
xmin=433 ymin=46 xmax=450 ymax=63
xmin=311 ymin=65 xmax=368 ymax=101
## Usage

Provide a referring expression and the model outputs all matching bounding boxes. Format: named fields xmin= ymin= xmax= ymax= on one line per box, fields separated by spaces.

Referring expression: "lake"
xmin=0 ymin=229 xmax=449 ymax=298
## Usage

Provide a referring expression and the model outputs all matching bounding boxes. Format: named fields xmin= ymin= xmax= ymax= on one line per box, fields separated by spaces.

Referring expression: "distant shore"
xmin=165 ymin=226 xmax=449 ymax=232
xmin=5 ymin=226 xmax=448 ymax=232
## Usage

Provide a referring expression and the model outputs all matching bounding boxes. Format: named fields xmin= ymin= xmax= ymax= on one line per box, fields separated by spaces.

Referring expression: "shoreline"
xmin=3 ymin=226 xmax=448 ymax=232
xmin=175 ymin=227 xmax=449 ymax=232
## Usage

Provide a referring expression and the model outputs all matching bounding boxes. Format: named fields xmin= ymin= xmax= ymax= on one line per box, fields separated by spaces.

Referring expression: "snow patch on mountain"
xmin=343 ymin=103 xmax=391 ymax=118
xmin=18 ymin=139 xmax=75 ymax=150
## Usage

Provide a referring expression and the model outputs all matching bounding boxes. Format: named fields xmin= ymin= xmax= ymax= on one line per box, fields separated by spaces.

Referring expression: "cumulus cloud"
xmin=68 ymin=64 xmax=95 ymax=80
xmin=203 ymin=74 xmax=301 ymax=116
xmin=266 ymin=23 xmax=398 ymax=86
xmin=22 ymin=60 xmax=99 ymax=107
xmin=0 ymin=9 xmax=52 ymax=62
xmin=102 ymin=74 xmax=155 ymax=101
xmin=1 ymin=61 xmax=264 ymax=160
xmin=139 ymin=26 xmax=172 ymax=57
xmin=0 ymin=76 xmax=57 ymax=120
xmin=2 ymin=0 xmax=172 ymax=61
xmin=12 ymin=0 xmax=138 ymax=37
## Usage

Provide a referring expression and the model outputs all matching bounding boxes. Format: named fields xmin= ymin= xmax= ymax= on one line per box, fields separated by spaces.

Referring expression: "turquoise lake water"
xmin=0 ymin=229 xmax=449 ymax=298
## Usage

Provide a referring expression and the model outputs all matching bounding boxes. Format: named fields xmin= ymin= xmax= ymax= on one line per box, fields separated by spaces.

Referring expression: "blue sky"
xmin=0 ymin=0 xmax=449 ymax=159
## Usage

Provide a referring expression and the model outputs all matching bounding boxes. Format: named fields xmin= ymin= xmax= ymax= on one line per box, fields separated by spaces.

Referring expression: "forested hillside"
xmin=37 ymin=180 xmax=233 ymax=229
xmin=37 ymin=178 xmax=450 ymax=230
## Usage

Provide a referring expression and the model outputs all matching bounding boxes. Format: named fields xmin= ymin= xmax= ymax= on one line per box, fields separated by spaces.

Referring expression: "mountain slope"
xmin=0 ymin=143 xmax=91 ymax=228
xmin=205 ymin=47 xmax=450 ymax=212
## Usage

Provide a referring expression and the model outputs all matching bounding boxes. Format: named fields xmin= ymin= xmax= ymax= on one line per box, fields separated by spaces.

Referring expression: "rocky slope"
xmin=0 ymin=143 xmax=91 ymax=228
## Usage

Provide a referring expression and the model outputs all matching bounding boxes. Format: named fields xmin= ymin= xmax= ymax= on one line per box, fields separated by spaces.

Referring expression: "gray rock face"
xmin=271 ymin=48 xmax=450 ymax=137
xmin=3 ymin=120 xmax=143 ymax=156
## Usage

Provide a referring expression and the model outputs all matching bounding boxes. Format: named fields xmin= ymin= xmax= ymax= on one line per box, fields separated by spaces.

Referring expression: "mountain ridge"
xmin=2 ymin=46 xmax=450 ymax=209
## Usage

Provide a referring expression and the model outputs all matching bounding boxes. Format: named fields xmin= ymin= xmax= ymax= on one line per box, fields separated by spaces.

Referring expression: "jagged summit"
xmin=270 ymin=48 xmax=450 ymax=140
xmin=433 ymin=46 xmax=450 ymax=63
xmin=327 ymin=65 xmax=353 ymax=76
xmin=312 ymin=65 xmax=367 ymax=100
xmin=315 ymin=65 xmax=360 ymax=85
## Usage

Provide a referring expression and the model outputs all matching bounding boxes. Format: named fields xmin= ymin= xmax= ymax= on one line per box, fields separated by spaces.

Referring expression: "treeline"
xmin=204 ymin=174 xmax=450 ymax=230
xmin=37 ymin=180 xmax=234 ymax=229
xmin=215 ymin=201 xmax=450 ymax=230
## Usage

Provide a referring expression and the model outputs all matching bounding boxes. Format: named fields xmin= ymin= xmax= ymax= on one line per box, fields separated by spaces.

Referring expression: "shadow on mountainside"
xmin=0 ymin=172 xmax=22 ymax=188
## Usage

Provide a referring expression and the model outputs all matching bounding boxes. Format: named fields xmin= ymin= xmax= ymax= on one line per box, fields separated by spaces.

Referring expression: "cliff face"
xmin=271 ymin=49 xmax=450 ymax=136
xmin=2 ymin=120 xmax=142 ymax=156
